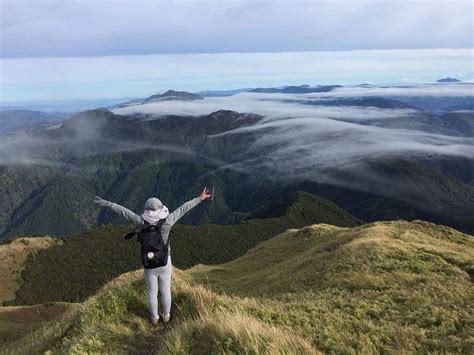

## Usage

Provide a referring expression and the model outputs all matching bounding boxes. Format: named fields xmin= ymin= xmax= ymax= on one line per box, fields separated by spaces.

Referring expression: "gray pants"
xmin=143 ymin=255 xmax=172 ymax=321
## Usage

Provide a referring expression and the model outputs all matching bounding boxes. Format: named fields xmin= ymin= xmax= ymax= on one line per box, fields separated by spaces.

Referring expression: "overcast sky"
xmin=1 ymin=0 xmax=473 ymax=103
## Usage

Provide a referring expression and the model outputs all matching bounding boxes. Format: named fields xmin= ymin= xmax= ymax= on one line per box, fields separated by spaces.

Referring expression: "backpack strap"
xmin=124 ymin=219 xmax=166 ymax=240
xmin=124 ymin=223 xmax=146 ymax=240
xmin=151 ymin=218 xmax=166 ymax=230
xmin=163 ymin=223 xmax=171 ymax=249
xmin=153 ymin=219 xmax=170 ymax=249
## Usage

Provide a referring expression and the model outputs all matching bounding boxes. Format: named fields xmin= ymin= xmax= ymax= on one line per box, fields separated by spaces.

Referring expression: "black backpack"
xmin=124 ymin=219 xmax=169 ymax=269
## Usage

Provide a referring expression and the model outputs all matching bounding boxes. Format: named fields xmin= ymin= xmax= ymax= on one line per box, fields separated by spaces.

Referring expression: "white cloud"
xmin=113 ymin=84 xmax=474 ymax=123
xmin=306 ymin=84 xmax=474 ymax=97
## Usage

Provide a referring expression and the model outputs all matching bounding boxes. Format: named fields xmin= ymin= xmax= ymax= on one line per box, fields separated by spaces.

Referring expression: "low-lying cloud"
xmin=306 ymin=84 xmax=474 ymax=98
xmin=114 ymin=92 xmax=419 ymax=121
xmin=114 ymin=90 xmax=474 ymax=207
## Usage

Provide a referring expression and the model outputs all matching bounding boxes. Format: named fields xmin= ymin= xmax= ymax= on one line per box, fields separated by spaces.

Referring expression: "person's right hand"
xmin=94 ymin=196 xmax=112 ymax=208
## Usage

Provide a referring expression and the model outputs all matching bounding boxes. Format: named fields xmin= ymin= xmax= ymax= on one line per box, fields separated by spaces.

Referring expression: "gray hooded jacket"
xmin=109 ymin=197 xmax=202 ymax=252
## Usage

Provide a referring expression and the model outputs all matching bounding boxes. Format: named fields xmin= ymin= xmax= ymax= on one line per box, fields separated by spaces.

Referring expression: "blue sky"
xmin=1 ymin=0 xmax=473 ymax=103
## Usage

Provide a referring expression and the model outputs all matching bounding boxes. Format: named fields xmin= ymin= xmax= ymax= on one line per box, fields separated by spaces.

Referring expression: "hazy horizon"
xmin=1 ymin=0 xmax=472 ymax=103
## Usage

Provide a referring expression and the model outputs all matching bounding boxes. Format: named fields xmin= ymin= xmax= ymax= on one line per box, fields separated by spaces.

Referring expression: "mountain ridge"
xmin=437 ymin=77 xmax=461 ymax=83
xmin=141 ymin=90 xmax=204 ymax=104
xmin=249 ymin=84 xmax=342 ymax=94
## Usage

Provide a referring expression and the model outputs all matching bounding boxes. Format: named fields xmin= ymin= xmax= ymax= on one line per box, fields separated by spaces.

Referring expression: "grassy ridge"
xmin=189 ymin=220 xmax=474 ymax=353
xmin=11 ymin=192 xmax=361 ymax=305
xmin=2 ymin=220 xmax=472 ymax=354
xmin=1 ymin=270 xmax=316 ymax=354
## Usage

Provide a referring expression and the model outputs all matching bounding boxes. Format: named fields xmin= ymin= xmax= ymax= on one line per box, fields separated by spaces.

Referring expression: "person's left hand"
xmin=199 ymin=187 xmax=212 ymax=201
xmin=94 ymin=196 xmax=112 ymax=207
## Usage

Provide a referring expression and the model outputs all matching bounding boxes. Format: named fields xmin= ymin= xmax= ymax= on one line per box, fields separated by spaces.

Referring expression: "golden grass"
xmin=163 ymin=311 xmax=318 ymax=355
xmin=188 ymin=220 xmax=474 ymax=353
xmin=1 ymin=267 xmax=317 ymax=354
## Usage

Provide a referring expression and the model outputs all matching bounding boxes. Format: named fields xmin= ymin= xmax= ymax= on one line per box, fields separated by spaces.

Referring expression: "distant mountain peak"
xmin=59 ymin=107 xmax=117 ymax=132
xmin=65 ymin=107 xmax=114 ymax=121
xmin=436 ymin=77 xmax=461 ymax=83
xmin=207 ymin=109 xmax=242 ymax=118
xmin=142 ymin=90 xmax=204 ymax=104
xmin=244 ymin=191 xmax=362 ymax=227
xmin=249 ymin=84 xmax=341 ymax=94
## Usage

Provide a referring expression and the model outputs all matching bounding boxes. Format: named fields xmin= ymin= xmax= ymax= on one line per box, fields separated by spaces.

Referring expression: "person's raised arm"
xmin=94 ymin=196 xmax=142 ymax=226
xmin=166 ymin=188 xmax=212 ymax=226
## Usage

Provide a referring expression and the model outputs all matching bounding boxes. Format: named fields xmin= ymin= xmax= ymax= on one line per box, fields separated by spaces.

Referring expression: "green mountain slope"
xmin=11 ymin=192 xmax=361 ymax=305
xmin=0 ymin=154 xmax=249 ymax=241
xmin=0 ymin=165 xmax=61 ymax=237
xmin=2 ymin=220 xmax=472 ymax=354
xmin=1 ymin=108 xmax=474 ymax=240
xmin=244 ymin=191 xmax=361 ymax=225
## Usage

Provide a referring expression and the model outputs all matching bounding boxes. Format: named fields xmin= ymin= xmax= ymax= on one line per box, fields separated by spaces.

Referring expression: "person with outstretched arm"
xmin=94 ymin=187 xmax=212 ymax=325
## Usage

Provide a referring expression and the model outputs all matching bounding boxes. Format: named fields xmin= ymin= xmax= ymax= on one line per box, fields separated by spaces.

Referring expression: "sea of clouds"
xmin=112 ymin=87 xmax=474 ymax=199
xmin=2 ymin=86 xmax=473 ymax=205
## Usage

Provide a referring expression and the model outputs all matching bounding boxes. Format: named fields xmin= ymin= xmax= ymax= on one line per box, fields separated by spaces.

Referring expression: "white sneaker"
xmin=151 ymin=316 xmax=159 ymax=325
xmin=161 ymin=314 xmax=170 ymax=323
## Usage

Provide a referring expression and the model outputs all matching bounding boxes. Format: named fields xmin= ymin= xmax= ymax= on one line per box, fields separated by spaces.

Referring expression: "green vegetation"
xmin=0 ymin=164 xmax=61 ymax=237
xmin=11 ymin=192 xmax=361 ymax=305
xmin=1 ymin=153 xmax=249 ymax=240
xmin=1 ymin=220 xmax=472 ymax=354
